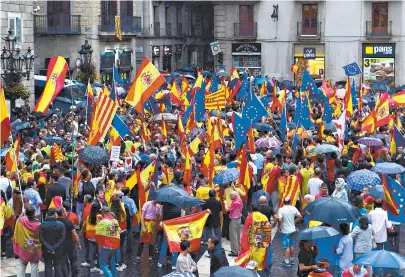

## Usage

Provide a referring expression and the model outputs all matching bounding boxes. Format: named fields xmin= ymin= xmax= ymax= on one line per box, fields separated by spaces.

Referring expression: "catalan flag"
xmin=162 ymin=210 xmax=209 ymax=252
xmin=115 ymin=15 xmax=122 ymax=41
xmin=88 ymin=93 xmax=119 ymax=146
xmin=5 ymin=135 xmax=21 ymax=172
xmin=33 ymin=56 xmax=68 ymax=113
xmin=73 ymin=169 xmax=82 ymax=197
xmin=0 ymin=88 xmax=11 ymax=146
xmin=204 ymin=87 xmax=226 ymax=110
xmin=126 ymin=57 xmax=165 ymax=113
xmin=50 ymin=143 xmax=65 ymax=164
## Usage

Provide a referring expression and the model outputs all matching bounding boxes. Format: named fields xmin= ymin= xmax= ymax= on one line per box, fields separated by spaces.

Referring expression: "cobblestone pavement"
xmin=1 ymin=225 xmax=403 ymax=277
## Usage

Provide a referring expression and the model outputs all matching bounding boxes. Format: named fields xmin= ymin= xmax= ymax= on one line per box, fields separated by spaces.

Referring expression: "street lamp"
xmin=78 ymin=40 xmax=93 ymax=65
xmin=0 ymin=29 xmax=35 ymax=88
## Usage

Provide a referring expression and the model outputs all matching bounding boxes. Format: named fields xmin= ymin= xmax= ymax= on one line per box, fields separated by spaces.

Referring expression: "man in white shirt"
xmin=0 ymin=168 xmax=12 ymax=201
xmin=368 ymin=199 xmax=393 ymax=249
xmin=277 ymin=197 xmax=302 ymax=267
xmin=308 ymin=168 xmax=323 ymax=197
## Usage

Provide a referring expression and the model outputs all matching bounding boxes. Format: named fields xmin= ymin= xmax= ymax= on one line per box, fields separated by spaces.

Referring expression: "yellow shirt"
xmin=224 ymin=187 xmax=246 ymax=207
xmin=300 ymin=168 xmax=314 ymax=195
xmin=196 ymin=186 xmax=211 ymax=200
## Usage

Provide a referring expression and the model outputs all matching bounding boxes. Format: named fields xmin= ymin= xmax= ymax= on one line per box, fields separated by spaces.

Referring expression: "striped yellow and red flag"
xmin=392 ymin=90 xmax=405 ymax=107
xmin=344 ymin=76 xmax=353 ymax=118
xmin=0 ymin=88 xmax=11 ymax=146
xmin=126 ymin=57 xmax=165 ymax=113
xmin=115 ymin=15 xmax=122 ymax=41
xmin=141 ymin=122 xmax=151 ymax=143
xmin=247 ymin=127 xmax=255 ymax=153
xmin=73 ymin=169 xmax=82 ymax=197
xmin=33 ymin=56 xmax=68 ymax=113
xmin=50 ymin=143 xmax=65 ymax=164
xmin=87 ymin=80 xmax=95 ymax=104
xmin=282 ymin=174 xmax=302 ymax=208
xmin=234 ymin=249 xmax=253 ymax=267
xmin=5 ymin=135 xmax=21 ymax=172
xmin=259 ymin=81 xmax=267 ymax=97
xmin=185 ymin=107 xmax=197 ymax=134
xmin=48 ymin=196 xmax=63 ymax=209
xmin=201 ymin=142 xmax=215 ymax=185
xmin=162 ymin=210 xmax=209 ymax=252
xmin=183 ymin=148 xmax=192 ymax=186
xmin=204 ymin=87 xmax=226 ymax=110
xmin=88 ymin=93 xmax=119 ymax=146
xmin=161 ymin=118 xmax=167 ymax=141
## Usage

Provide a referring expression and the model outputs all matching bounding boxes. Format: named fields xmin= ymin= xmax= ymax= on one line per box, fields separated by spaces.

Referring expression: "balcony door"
xmin=47 ymin=1 xmax=71 ymax=28
xmin=302 ymin=4 xmax=318 ymax=35
xmin=239 ymin=5 xmax=254 ymax=36
xmin=101 ymin=0 xmax=117 ymax=26
xmin=372 ymin=3 xmax=388 ymax=34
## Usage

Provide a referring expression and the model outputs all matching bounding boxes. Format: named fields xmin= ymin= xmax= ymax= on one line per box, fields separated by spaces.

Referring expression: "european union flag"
xmin=112 ymin=114 xmax=130 ymax=138
xmin=301 ymin=70 xmax=319 ymax=95
xmin=351 ymin=78 xmax=358 ymax=107
xmin=236 ymin=73 xmax=249 ymax=100
xmin=194 ymin=81 xmax=206 ymax=122
xmin=300 ymin=94 xmax=314 ymax=130
xmin=279 ymin=103 xmax=287 ymax=141
xmin=385 ymin=175 xmax=405 ymax=223
xmin=242 ymin=93 xmax=268 ymax=124
xmin=210 ymin=75 xmax=219 ymax=93
xmin=113 ymin=64 xmax=126 ymax=85
xmin=323 ymin=95 xmax=333 ymax=123
xmin=292 ymin=131 xmax=300 ymax=154
xmin=143 ymin=99 xmax=160 ymax=115
xmin=343 ymin=62 xmax=362 ymax=76
xmin=233 ymin=113 xmax=250 ymax=150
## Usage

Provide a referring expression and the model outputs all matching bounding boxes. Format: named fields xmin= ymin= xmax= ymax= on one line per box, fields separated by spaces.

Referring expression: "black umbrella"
xmin=78 ymin=146 xmax=109 ymax=165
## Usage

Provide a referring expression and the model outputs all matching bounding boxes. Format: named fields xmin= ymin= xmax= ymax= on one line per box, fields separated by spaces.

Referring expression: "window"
xmin=120 ymin=1 xmax=133 ymax=17
xmin=372 ymin=2 xmax=388 ymax=33
xmin=238 ymin=5 xmax=254 ymax=37
xmin=8 ymin=13 xmax=23 ymax=48
xmin=302 ymin=4 xmax=318 ymax=35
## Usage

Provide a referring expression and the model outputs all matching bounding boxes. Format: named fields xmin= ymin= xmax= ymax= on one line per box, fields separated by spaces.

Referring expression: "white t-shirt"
xmin=308 ymin=177 xmax=323 ymax=196
xmin=277 ymin=205 xmax=300 ymax=234
xmin=0 ymin=177 xmax=12 ymax=200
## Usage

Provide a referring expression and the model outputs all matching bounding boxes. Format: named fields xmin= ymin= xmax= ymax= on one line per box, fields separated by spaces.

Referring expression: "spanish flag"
xmin=392 ymin=90 xmax=405 ymax=107
xmin=161 ymin=118 xmax=167 ymax=141
xmin=259 ymin=81 xmax=267 ymax=97
xmin=183 ymin=148 xmax=192 ymax=186
xmin=48 ymin=196 xmax=63 ymax=209
xmin=361 ymin=110 xmax=376 ymax=133
xmin=390 ymin=125 xmax=405 ymax=155
xmin=247 ymin=126 xmax=255 ymax=153
xmin=33 ymin=56 xmax=68 ymax=113
xmin=271 ymin=82 xmax=282 ymax=113
xmin=87 ymin=80 xmax=95 ymax=104
xmin=375 ymin=92 xmax=390 ymax=127
xmin=344 ymin=76 xmax=353 ymax=118
xmin=73 ymin=169 xmax=82 ymax=197
xmin=5 ymin=135 xmax=21 ymax=172
xmin=126 ymin=57 xmax=165 ymax=113
xmin=382 ymin=174 xmax=399 ymax=216
xmin=0 ymin=88 xmax=11 ymax=146
xmin=141 ymin=121 xmax=151 ymax=143
xmin=188 ymin=134 xmax=204 ymax=155
xmin=162 ymin=210 xmax=209 ymax=252
xmin=201 ymin=142 xmax=215 ymax=185
xmin=229 ymin=66 xmax=242 ymax=96
xmin=170 ymin=80 xmax=182 ymax=105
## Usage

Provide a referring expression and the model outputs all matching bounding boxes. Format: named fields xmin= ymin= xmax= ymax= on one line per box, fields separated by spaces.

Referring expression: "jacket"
xmin=39 ymin=217 xmax=66 ymax=258
xmin=46 ymin=183 xmax=66 ymax=207
xmin=210 ymin=246 xmax=229 ymax=275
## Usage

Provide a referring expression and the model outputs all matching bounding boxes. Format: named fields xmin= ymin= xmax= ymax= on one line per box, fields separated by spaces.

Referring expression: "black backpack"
xmin=78 ymin=180 xmax=95 ymax=203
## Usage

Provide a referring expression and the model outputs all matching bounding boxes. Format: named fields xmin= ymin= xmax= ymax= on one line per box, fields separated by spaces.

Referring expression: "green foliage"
xmin=76 ymin=63 xmax=97 ymax=83
xmin=4 ymin=83 xmax=30 ymax=100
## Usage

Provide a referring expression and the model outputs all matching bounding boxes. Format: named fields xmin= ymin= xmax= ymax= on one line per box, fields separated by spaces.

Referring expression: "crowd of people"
xmin=0 ymin=71 xmax=404 ymax=277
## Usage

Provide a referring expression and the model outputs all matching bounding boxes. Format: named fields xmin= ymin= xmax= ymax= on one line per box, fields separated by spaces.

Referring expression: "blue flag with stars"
xmin=292 ymin=130 xmax=300 ymax=155
xmin=293 ymin=92 xmax=302 ymax=124
xmin=343 ymin=62 xmax=362 ymax=76
xmin=300 ymin=93 xmax=314 ymax=130
xmin=323 ymin=95 xmax=333 ymax=123
xmin=279 ymin=102 xmax=287 ymax=141
xmin=242 ymin=93 xmax=268 ymax=124
xmin=236 ymin=73 xmax=249 ymax=100
xmin=301 ymin=70 xmax=320 ymax=99
xmin=385 ymin=175 xmax=405 ymax=223
xmin=194 ymin=81 xmax=206 ymax=122
xmin=351 ymin=78 xmax=358 ymax=107
xmin=210 ymin=75 xmax=219 ymax=93
xmin=113 ymin=64 xmax=126 ymax=85
xmin=233 ymin=113 xmax=250 ymax=150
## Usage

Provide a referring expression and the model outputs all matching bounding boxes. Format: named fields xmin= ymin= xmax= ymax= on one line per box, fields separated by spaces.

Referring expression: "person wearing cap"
xmin=277 ymin=196 xmax=302 ymax=267
xmin=308 ymin=258 xmax=333 ymax=277
xmin=342 ymin=264 xmax=369 ymax=277
xmin=246 ymin=260 xmax=260 ymax=276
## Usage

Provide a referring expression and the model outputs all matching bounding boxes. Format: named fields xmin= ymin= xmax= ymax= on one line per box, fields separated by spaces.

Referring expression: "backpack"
xmin=78 ymin=180 xmax=95 ymax=203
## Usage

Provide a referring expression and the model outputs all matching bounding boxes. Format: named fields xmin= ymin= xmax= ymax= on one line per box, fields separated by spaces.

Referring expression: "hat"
xmin=118 ymin=160 xmax=124 ymax=166
xmin=246 ymin=260 xmax=258 ymax=270
xmin=41 ymin=164 xmax=50 ymax=171
xmin=114 ymin=191 xmax=124 ymax=197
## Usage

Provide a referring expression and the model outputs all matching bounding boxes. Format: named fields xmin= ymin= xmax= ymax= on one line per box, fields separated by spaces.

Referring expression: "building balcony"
xmin=154 ymin=22 xmax=160 ymax=36
xmin=34 ymin=15 xmax=81 ymax=35
xmin=166 ymin=23 xmax=172 ymax=36
xmin=177 ymin=23 xmax=182 ymax=36
xmin=297 ymin=22 xmax=322 ymax=40
xmin=99 ymin=15 xmax=142 ymax=33
xmin=234 ymin=22 xmax=257 ymax=39
xmin=366 ymin=21 xmax=392 ymax=39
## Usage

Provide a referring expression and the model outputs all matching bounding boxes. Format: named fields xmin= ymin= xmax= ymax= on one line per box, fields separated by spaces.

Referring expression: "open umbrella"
xmin=213 ymin=168 xmax=240 ymax=185
xmin=152 ymin=113 xmax=178 ymax=122
xmin=0 ymin=148 xmax=27 ymax=161
xmin=255 ymin=137 xmax=282 ymax=148
xmin=155 ymin=186 xmax=189 ymax=202
xmin=310 ymin=144 xmax=339 ymax=154
xmin=358 ymin=137 xmax=383 ymax=147
xmin=369 ymin=185 xmax=384 ymax=199
xmin=203 ymin=71 xmax=212 ymax=78
xmin=279 ymin=80 xmax=294 ymax=90
xmin=303 ymin=197 xmax=361 ymax=224
xmin=352 ymin=250 xmax=405 ymax=269
xmin=346 ymin=169 xmax=381 ymax=191
xmin=212 ymin=266 xmax=257 ymax=277
xmin=297 ymin=226 xmax=340 ymax=241
xmin=253 ymin=122 xmax=272 ymax=132
xmin=371 ymin=162 xmax=405 ymax=174
xmin=166 ymin=195 xmax=204 ymax=209
xmin=286 ymin=122 xmax=296 ymax=129
xmin=163 ymin=272 xmax=194 ymax=277
xmin=216 ymin=71 xmax=229 ymax=78
xmin=254 ymin=77 xmax=269 ymax=86
xmin=78 ymin=146 xmax=109 ymax=165
xmin=44 ymin=136 xmax=66 ymax=146
xmin=371 ymin=82 xmax=390 ymax=92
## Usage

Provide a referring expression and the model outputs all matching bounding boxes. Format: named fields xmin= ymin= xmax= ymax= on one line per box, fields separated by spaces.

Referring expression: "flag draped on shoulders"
xmin=33 ymin=56 xmax=69 ymax=113
xmin=12 ymin=216 xmax=41 ymax=263
xmin=162 ymin=210 xmax=209 ymax=252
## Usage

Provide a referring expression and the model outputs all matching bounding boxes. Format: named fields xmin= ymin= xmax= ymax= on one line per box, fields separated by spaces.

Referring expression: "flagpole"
xmin=68 ymin=70 xmax=76 ymax=211
xmin=85 ymin=79 xmax=90 ymax=127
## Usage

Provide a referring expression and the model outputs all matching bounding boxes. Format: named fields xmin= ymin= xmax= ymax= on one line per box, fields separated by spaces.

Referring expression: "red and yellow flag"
xmin=161 ymin=118 xmax=167 ymax=141
xmin=382 ymin=174 xmax=399 ymax=216
xmin=344 ymin=76 xmax=353 ymax=118
xmin=33 ymin=56 xmax=68 ymax=113
xmin=282 ymin=174 xmax=302 ymax=207
xmin=271 ymin=83 xmax=282 ymax=113
xmin=205 ymin=87 xmax=226 ymax=110
xmin=73 ymin=169 xmax=82 ymax=197
xmin=115 ymin=16 xmax=122 ymax=41
xmin=375 ymin=92 xmax=390 ymax=127
xmin=5 ymin=135 xmax=21 ymax=172
xmin=247 ymin=127 xmax=255 ymax=153
xmin=48 ymin=196 xmax=63 ymax=209
xmin=87 ymin=80 xmax=95 ymax=104
xmin=50 ymin=143 xmax=65 ymax=164
xmin=125 ymin=57 xmax=165 ymax=113
xmin=188 ymin=134 xmax=203 ymax=156
xmin=259 ymin=81 xmax=267 ymax=97
xmin=162 ymin=210 xmax=209 ymax=252
xmin=0 ymin=88 xmax=11 ymax=146
xmin=392 ymin=90 xmax=405 ymax=107
xmin=170 ymin=80 xmax=182 ymax=105
xmin=183 ymin=148 xmax=192 ymax=186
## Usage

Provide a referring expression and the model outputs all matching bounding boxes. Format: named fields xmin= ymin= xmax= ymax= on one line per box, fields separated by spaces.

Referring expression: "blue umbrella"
xmin=371 ymin=162 xmax=405 ymax=174
xmin=203 ymin=71 xmax=212 ymax=78
xmin=213 ymin=168 xmax=240 ymax=185
xmin=78 ymin=146 xmax=109 ymax=165
xmin=369 ymin=185 xmax=384 ymax=199
xmin=324 ymin=122 xmax=337 ymax=132
xmin=310 ymin=144 xmax=339 ymax=154
xmin=166 ymin=195 xmax=204 ymax=209
xmin=15 ymin=122 xmax=32 ymax=132
xmin=155 ymin=186 xmax=189 ymax=202
xmin=371 ymin=82 xmax=389 ymax=92
xmin=352 ymin=250 xmax=405 ymax=269
xmin=163 ymin=272 xmax=194 ymax=277
xmin=0 ymin=148 xmax=27 ymax=161
xmin=254 ymin=77 xmax=269 ymax=86
xmin=253 ymin=122 xmax=272 ymax=132
xmin=287 ymin=122 xmax=296 ymax=129
xmin=346 ymin=169 xmax=381 ymax=191
xmin=303 ymin=197 xmax=361 ymax=224
xmin=212 ymin=266 xmax=257 ymax=277
xmin=279 ymin=80 xmax=294 ymax=90
xmin=44 ymin=136 xmax=66 ymax=146
xmin=297 ymin=226 xmax=340 ymax=241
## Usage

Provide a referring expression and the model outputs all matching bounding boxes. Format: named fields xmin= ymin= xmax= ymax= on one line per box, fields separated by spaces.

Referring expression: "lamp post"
xmin=0 ymin=29 xmax=35 ymax=110
xmin=77 ymin=40 xmax=94 ymax=82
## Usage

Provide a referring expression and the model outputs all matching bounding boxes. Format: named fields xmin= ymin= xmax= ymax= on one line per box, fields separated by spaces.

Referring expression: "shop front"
xmin=117 ymin=50 xmax=133 ymax=83
xmin=163 ymin=45 xmax=172 ymax=72
xmin=100 ymin=51 xmax=115 ymax=85
xmin=362 ymin=43 xmax=395 ymax=85
xmin=174 ymin=45 xmax=182 ymax=71
xmin=152 ymin=46 xmax=160 ymax=69
xmin=293 ymin=44 xmax=325 ymax=82
xmin=232 ymin=43 xmax=261 ymax=76
xmin=100 ymin=50 xmax=133 ymax=85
